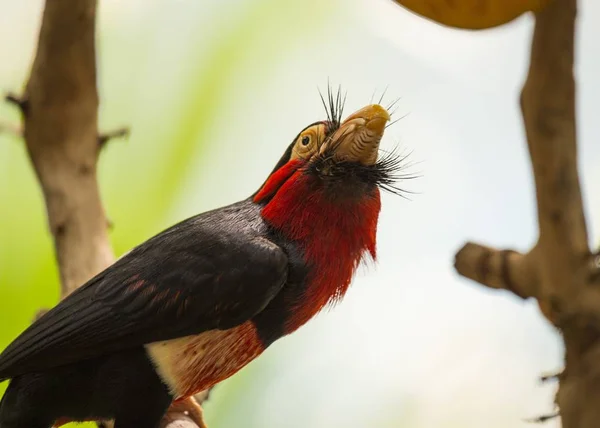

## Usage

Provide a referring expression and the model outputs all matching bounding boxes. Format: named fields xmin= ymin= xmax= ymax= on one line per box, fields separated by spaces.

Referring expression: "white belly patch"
xmin=145 ymin=322 xmax=263 ymax=399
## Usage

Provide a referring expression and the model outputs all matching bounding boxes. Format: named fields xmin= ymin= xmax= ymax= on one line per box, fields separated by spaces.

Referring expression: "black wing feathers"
xmin=0 ymin=201 xmax=288 ymax=379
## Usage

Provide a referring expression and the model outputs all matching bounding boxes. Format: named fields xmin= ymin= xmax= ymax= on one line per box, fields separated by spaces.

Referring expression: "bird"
xmin=0 ymin=90 xmax=410 ymax=428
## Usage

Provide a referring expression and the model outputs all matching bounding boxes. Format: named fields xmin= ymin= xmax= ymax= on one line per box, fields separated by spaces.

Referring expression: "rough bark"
xmin=16 ymin=0 xmax=113 ymax=296
xmin=8 ymin=0 xmax=209 ymax=426
xmin=453 ymin=0 xmax=600 ymax=426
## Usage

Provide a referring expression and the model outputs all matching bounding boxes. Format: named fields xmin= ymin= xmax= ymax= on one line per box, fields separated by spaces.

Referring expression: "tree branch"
xmin=453 ymin=0 xmax=590 ymax=324
xmin=5 ymin=92 xmax=28 ymax=112
xmin=454 ymin=243 xmax=538 ymax=299
xmin=520 ymin=0 xmax=589 ymax=301
xmin=20 ymin=0 xmax=113 ymax=296
xmin=16 ymin=0 xmax=208 ymax=426
xmin=98 ymin=126 xmax=130 ymax=149
xmin=451 ymin=0 xmax=600 ymax=426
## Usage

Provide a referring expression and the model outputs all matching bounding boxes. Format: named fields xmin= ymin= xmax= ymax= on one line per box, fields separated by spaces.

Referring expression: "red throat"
xmin=255 ymin=161 xmax=381 ymax=333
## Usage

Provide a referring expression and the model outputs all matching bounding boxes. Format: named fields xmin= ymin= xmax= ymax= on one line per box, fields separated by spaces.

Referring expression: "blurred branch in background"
xmin=98 ymin=127 xmax=130 ymax=150
xmin=5 ymin=0 xmax=209 ymax=427
xmin=10 ymin=0 xmax=114 ymax=296
xmin=448 ymin=0 xmax=600 ymax=426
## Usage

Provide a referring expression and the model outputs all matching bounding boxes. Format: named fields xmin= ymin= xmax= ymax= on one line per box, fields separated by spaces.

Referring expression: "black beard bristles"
xmin=372 ymin=145 xmax=421 ymax=200
xmin=306 ymin=143 xmax=419 ymax=200
xmin=310 ymin=84 xmax=419 ymax=199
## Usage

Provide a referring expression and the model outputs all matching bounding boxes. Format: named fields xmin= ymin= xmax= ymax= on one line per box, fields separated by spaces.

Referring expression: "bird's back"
xmin=0 ymin=199 xmax=287 ymax=380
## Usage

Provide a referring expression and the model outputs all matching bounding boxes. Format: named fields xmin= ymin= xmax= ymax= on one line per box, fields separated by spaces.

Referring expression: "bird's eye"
xmin=301 ymin=136 xmax=310 ymax=146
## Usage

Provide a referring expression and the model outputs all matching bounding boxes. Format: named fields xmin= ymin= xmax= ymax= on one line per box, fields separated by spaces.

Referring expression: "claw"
xmin=165 ymin=397 xmax=208 ymax=428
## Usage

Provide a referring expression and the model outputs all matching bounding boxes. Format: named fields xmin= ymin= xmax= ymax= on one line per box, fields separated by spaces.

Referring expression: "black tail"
xmin=0 ymin=375 xmax=60 ymax=428
xmin=0 ymin=349 xmax=174 ymax=428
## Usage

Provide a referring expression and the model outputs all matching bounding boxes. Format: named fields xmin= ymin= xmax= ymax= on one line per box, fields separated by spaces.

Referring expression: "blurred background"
xmin=1 ymin=0 xmax=599 ymax=427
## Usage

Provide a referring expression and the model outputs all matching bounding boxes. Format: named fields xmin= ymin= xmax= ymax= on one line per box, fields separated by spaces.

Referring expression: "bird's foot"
xmin=164 ymin=396 xmax=208 ymax=428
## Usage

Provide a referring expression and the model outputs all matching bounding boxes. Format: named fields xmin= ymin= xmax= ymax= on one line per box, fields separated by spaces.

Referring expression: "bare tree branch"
xmin=453 ymin=0 xmax=588 ymax=323
xmin=20 ymin=0 xmax=113 ymax=296
xmin=5 ymin=92 xmax=28 ymax=112
xmin=98 ymin=126 xmax=130 ymax=149
xmin=452 ymin=0 xmax=600 ymax=426
xmin=454 ymin=243 xmax=538 ymax=299
xmin=15 ymin=0 xmax=208 ymax=426
xmin=520 ymin=0 xmax=589 ymax=301
xmin=524 ymin=411 xmax=560 ymax=424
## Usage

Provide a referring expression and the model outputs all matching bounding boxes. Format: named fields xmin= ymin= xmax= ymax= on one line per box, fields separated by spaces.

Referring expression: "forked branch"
xmin=453 ymin=1 xmax=600 ymax=427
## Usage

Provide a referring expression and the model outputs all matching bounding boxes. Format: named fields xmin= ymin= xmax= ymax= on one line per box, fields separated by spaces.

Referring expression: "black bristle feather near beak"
xmin=305 ymin=143 xmax=419 ymax=200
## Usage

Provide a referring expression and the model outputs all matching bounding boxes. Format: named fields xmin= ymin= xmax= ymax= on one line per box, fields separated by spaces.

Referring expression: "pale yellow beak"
xmin=322 ymin=104 xmax=390 ymax=165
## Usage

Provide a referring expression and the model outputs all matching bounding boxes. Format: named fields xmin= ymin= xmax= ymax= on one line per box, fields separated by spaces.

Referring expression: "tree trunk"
xmin=7 ymin=0 xmax=209 ymax=426
xmin=454 ymin=0 xmax=600 ymax=426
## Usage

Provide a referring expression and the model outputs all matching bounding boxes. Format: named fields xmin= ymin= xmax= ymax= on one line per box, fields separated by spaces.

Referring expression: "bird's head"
xmin=253 ymin=95 xmax=409 ymax=206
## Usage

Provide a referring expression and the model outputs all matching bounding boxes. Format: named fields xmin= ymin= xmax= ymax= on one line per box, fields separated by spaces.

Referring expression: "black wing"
xmin=0 ymin=202 xmax=288 ymax=379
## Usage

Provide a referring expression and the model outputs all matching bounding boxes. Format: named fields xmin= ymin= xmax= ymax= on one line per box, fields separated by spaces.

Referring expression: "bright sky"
xmin=2 ymin=0 xmax=600 ymax=427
